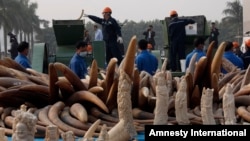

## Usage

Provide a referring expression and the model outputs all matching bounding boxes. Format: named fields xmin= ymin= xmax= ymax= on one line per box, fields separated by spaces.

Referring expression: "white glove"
xmin=83 ymin=14 xmax=88 ymax=17
xmin=117 ymin=36 xmax=123 ymax=44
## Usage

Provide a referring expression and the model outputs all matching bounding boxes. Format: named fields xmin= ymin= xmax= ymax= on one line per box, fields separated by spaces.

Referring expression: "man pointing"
xmin=84 ymin=7 xmax=123 ymax=66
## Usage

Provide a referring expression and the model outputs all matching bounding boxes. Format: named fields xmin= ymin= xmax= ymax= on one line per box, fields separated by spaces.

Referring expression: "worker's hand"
xmin=117 ymin=36 xmax=123 ymax=44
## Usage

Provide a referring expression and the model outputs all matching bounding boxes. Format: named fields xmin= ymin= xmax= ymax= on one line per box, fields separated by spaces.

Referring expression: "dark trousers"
xmin=105 ymin=40 xmax=123 ymax=66
xmin=169 ymin=41 xmax=185 ymax=71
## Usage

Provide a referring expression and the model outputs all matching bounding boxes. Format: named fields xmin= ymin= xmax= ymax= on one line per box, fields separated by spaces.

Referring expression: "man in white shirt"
xmin=94 ymin=24 xmax=103 ymax=41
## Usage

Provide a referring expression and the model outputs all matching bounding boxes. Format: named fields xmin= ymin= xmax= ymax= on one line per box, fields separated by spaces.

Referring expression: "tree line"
xmin=0 ymin=0 xmax=243 ymax=59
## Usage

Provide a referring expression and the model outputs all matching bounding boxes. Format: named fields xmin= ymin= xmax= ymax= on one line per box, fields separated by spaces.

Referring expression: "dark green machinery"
xmin=31 ymin=43 xmax=49 ymax=73
xmin=32 ymin=20 xmax=86 ymax=73
xmin=32 ymin=19 xmax=106 ymax=73
xmin=160 ymin=15 xmax=210 ymax=76
xmin=32 ymin=20 xmax=85 ymax=73
xmin=52 ymin=19 xmax=85 ymax=65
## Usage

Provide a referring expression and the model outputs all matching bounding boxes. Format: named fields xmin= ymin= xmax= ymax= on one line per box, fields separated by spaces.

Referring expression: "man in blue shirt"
xmin=222 ymin=41 xmax=244 ymax=73
xmin=135 ymin=39 xmax=158 ymax=75
xmin=15 ymin=41 xmax=31 ymax=69
xmin=185 ymin=37 xmax=206 ymax=70
xmin=69 ymin=41 xmax=88 ymax=79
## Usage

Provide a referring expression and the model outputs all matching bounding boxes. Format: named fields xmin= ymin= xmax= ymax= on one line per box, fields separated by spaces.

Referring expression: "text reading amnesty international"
xmin=149 ymin=129 xmax=246 ymax=138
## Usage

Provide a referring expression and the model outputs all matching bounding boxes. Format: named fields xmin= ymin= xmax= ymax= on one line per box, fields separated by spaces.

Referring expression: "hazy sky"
xmin=29 ymin=0 xmax=242 ymax=25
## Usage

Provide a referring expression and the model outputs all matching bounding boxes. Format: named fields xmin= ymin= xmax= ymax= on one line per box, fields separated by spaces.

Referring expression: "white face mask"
xmin=79 ymin=51 xmax=87 ymax=57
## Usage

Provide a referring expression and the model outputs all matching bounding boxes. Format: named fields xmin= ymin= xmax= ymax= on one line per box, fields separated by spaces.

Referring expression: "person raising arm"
xmin=84 ymin=7 xmax=123 ymax=66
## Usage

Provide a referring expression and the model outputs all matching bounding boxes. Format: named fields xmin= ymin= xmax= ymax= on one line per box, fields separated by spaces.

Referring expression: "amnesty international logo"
xmin=145 ymin=125 xmax=250 ymax=141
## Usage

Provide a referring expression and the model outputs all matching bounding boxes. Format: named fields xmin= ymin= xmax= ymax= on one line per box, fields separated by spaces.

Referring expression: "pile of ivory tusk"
xmin=0 ymin=37 xmax=250 ymax=140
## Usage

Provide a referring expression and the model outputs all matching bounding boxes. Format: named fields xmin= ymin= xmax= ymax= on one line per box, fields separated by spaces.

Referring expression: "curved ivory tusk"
xmin=83 ymin=119 xmax=101 ymax=140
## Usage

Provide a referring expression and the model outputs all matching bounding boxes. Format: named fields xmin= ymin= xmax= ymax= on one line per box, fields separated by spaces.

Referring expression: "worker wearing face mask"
xmin=69 ymin=40 xmax=88 ymax=79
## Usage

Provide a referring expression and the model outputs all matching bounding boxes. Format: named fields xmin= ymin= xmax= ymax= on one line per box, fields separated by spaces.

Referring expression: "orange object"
xmin=245 ymin=39 xmax=250 ymax=47
xmin=87 ymin=44 xmax=92 ymax=52
xmin=147 ymin=43 xmax=153 ymax=49
xmin=233 ymin=41 xmax=239 ymax=48
xmin=102 ymin=7 xmax=112 ymax=13
xmin=170 ymin=10 xmax=178 ymax=16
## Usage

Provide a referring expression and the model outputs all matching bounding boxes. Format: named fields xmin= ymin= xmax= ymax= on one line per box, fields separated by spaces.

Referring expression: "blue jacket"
xmin=88 ymin=15 xmax=121 ymax=42
xmin=241 ymin=49 xmax=250 ymax=69
xmin=69 ymin=53 xmax=88 ymax=79
xmin=185 ymin=49 xmax=206 ymax=69
xmin=222 ymin=51 xmax=244 ymax=73
xmin=168 ymin=17 xmax=195 ymax=43
xmin=135 ymin=50 xmax=158 ymax=75
xmin=14 ymin=54 xmax=31 ymax=69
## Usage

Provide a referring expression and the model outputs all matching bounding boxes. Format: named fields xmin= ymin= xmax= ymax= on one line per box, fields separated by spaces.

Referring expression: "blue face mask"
xmin=79 ymin=51 xmax=87 ymax=57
